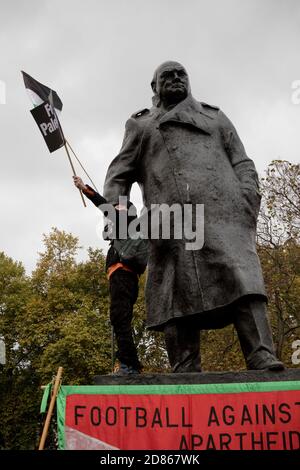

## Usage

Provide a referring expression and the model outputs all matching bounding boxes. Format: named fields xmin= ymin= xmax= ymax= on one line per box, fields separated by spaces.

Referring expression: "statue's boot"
xmin=233 ymin=296 xmax=285 ymax=371
xmin=164 ymin=321 xmax=201 ymax=373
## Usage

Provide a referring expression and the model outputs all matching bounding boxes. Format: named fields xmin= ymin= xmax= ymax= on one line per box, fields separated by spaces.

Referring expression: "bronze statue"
xmin=104 ymin=61 xmax=284 ymax=372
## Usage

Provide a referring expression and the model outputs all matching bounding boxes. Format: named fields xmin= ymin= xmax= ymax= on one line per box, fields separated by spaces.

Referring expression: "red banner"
xmin=63 ymin=389 xmax=300 ymax=450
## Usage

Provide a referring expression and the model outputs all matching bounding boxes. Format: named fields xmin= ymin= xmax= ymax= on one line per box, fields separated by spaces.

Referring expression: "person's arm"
xmin=73 ymin=176 xmax=131 ymax=239
xmin=73 ymin=176 xmax=106 ymax=207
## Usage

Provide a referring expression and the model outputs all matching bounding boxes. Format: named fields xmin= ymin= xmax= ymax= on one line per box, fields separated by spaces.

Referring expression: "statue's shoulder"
xmin=124 ymin=108 xmax=150 ymax=138
xmin=131 ymin=108 xmax=150 ymax=119
xmin=200 ymin=101 xmax=220 ymax=111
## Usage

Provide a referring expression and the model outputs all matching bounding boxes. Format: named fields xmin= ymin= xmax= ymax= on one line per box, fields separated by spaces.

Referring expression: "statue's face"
xmin=156 ymin=64 xmax=189 ymax=105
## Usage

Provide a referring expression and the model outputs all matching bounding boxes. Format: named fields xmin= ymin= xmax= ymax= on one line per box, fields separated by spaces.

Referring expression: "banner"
xmin=30 ymin=101 xmax=65 ymax=153
xmin=22 ymin=70 xmax=65 ymax=153
xmin=54 ymin=381 xmax=300 ymax=450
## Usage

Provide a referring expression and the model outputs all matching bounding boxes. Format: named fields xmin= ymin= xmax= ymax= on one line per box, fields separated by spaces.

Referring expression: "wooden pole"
xmin=111 ymin=326 xmax=115 ymax=372
xmin=64 ymin=143 xmax=86 ymax=207
xmin=46 ymin=97 xmax=86 ymax=207
xmin=66 ymin=140 xmax=99 ymax=193
xmin=38 ymin=366 xmax=63 ymax=450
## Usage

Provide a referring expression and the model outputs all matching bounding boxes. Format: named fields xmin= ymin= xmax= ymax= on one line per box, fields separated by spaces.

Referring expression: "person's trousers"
xmin=164 ymin=296 xmax=277 ymax=372
xmin=109 ymin=269 xmax=140 ymax=370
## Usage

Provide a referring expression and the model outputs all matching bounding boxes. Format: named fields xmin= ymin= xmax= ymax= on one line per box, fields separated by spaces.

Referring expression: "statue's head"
xmin=151 ymin=61 xmax=191 ymax=107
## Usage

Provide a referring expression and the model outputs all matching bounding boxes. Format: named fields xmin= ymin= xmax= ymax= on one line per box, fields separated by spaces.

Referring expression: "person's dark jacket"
xmin=82 ymin=185 xmax=143 ymax=273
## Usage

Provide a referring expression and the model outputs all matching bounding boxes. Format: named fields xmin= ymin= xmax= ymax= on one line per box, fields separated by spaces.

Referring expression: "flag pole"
xmin=64 ymin=142 xmax=86 ymax=207
xmin=48 ymin=90 xmax=86 ymax=208
xmin=66 ymin=140 xmax=99 ymax=193
xmin=38 ymin=366 xmax=63 ymax=450
xmin=111 ymin=325 xmax=115 ymax=372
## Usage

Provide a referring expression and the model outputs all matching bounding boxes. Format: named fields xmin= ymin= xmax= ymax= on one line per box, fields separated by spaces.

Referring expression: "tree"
xmin=257 ymin=160 xmax=300 ymax=364
xmin=26 ymin=228 xmax=112 ymax=384
xmin=0 ymin=252 xmax=40 ymax=449
xmin=259 ymin=160 xmax=299 ymax=244
xmin=0 ymin=229 xmax=113 ymax=448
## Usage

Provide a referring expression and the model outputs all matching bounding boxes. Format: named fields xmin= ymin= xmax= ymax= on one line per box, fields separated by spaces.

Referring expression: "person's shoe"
xmin=112 ymin=363 xmax=140 ymax=376
xmin=247 ymin=350 xmax=285 ymax=371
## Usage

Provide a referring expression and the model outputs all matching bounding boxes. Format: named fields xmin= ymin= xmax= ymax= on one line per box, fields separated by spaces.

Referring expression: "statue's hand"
xmin=240 ymin=184 xmax=262 ymax=221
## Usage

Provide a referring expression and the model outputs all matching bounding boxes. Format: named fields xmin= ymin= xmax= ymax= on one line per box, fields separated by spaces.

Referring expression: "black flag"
xmin=30 ymin=101 xmax=65 ymax=153
xmin=22 ymin=71 xmax=65 ymax=152
xmin=22 ymin=71 xmax=63 ymax=111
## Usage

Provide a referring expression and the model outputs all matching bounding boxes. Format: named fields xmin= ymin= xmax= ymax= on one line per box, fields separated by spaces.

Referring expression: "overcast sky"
xmin=0 ymin=0 xmax=299 ymax=273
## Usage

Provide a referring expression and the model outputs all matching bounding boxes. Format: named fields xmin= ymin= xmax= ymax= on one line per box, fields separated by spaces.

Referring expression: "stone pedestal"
xmin=94 ymin=368 xmax=300 ymax=385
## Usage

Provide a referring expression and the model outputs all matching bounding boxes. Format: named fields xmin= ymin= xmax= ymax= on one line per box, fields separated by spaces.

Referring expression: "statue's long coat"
xmin=104 ymin=94 xmax=266 ymax=330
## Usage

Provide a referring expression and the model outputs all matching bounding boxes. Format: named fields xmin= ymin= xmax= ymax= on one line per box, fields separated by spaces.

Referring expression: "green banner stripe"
xmin=59 ymin=381 xmax=300 ymax=397
xmin=57 ymin=387 xmax=67 ymax=451
xmin=40 ymin=383 xmax=51 ymax=414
